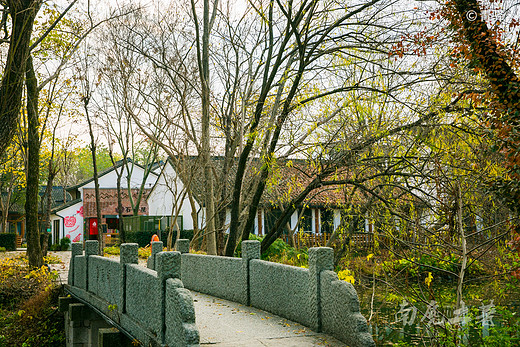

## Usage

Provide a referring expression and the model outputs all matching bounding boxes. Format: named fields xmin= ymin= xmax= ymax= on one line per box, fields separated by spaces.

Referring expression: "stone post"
xmin=175 ymin=239 xmax=190 ymax=254
xmin=156 ymin=251 xmax=181 ymax=343
xmin=242 ymin=240 xmax=261 ymax=305
xmin=85 ymin=240 xmax=99 ymax=292
xmin=85 ymin=240 xmax=99 ymax=256
xmin=308 ymin=247 xmax=334 ymax=332
xmin=68 ymin=242 xmax=83 ymax=286
xmin=147 ymin=241 xmax=164 ymax=270
xmin=119 ymin=243 xmax=139 ymax=315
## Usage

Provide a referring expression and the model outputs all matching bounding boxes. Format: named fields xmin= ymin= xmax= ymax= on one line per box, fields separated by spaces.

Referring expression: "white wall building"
xmin=50 ymin=160 xmax=158 ymax=244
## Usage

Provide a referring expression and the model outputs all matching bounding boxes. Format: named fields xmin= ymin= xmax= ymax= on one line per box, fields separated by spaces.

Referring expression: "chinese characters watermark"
xmin=396 ymin=300 xmax=495 ymax=327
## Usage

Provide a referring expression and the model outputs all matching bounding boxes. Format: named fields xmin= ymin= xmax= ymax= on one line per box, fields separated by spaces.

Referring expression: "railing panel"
xmin=88 ymin=256 xmax=120 ymax=305
xmin=164 ymin=278 xmax=199 ymax=346
xmin=320 ymin=270 xmax=375 ymax=347
xmin=181 ymin=254 xmax=247 ymax=304
xmin=249 ymin=259 xmax=313 ymax=327
xmin=73 ymin=255 xmax=87 ymax=290
xmin=125 ymin=264 xmax=161 ymax=337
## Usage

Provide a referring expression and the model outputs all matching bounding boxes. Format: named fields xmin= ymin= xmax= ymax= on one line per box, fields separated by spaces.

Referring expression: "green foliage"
xmin=138 ymin=247 xmax=151 ymax=259
xmin=379 ymin=250 xmax=486 ymax=282
xmin=482 ymin=306 xmax=520 ymax=346
xmin=50 ymin=238 xmax=70 ymax=252
xmin=124 ymin=230 xmax=193 ymax=248
xmin=125 ymin=231 xmax=159 ymax=247
xmin=419 ymin=305 xmax=520 ymax=347
xmin=0 ymin=233 xmax=16 ymax=251
xmin=59 ymin=237 xmax=71 ymax=251
xmin=103 ymin=246 xmax=120 ymax=256
xmin=237 ymin=234 xmax=308 ymax=267
xmin=68 ymin=145 xmax=120 ymax=185
xmin=0 ymin=254 xmax=65 ymax=346
xmin=103 ymin=245 xmax=151 ymax=260
xmin=0 ymin=247 xmax=5 ymax=252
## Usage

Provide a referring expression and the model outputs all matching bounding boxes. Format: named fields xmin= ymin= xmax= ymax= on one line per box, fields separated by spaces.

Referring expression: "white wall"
xmin=81 ymin=164 xmax=157 ymax=190
xmin=333 ymin=209 xmax=341 ymax=231
xmin=290 ymin=210 xmax=299 ymax=232
xmin=54 ymin=201 xmax=84 ymax=243
xmin=147 ymin=162 xmax=200 ymax=230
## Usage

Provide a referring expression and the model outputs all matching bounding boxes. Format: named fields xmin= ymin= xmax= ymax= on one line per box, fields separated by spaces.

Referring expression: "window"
xmin=340 ymin=212 xmax=365 ymax=233
xmin=299 ymin=208 xmax=313 ymax=232
xmin=264 ymin=208 xmax=284 ymax=234
xmin=320 ymin=209 xmax=334 ymax=233
xmin=53 ymin=220 xmax=60 ymax=245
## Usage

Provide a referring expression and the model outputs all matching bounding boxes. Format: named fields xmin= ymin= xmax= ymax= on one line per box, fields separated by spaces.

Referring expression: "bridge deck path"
xmin=46 ymin=250 xmax=346 ymax=347
xmin=193 ymin=291 xmax=345 ymax=346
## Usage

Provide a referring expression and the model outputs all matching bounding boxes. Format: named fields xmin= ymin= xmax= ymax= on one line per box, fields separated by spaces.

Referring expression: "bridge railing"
xmin=67 ymin=240 xmax=199 ymax=347
xmin=148 ymin=239 xmax=374 ymax=347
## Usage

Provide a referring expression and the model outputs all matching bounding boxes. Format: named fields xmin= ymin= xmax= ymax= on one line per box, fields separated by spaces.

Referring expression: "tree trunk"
xmin=41 ymin=144 xmax=58 ymax=256
xmin=116 ymin=169 xmax=125 ymax=244
xmin=456 ymin=184 xmax=467 ymax=310
xmin=188 ymin=193 xmax=201 ymax=249
xmin=85 ymin=100 xmax=103 ymax=254
xmin=450 ymin=0 xmax=520 ymax=210
xmin=41 ymin=174 xmax=54 ymax=256
xmin=193 ymin=0 xmax=217 ymax=255
xmin=25 ymin=55 xmax=43 ymax=268
xmin=0 ymin=186 xmax=13 ymax=233
xmin=0 ymin=0 xmax=40 ymax=158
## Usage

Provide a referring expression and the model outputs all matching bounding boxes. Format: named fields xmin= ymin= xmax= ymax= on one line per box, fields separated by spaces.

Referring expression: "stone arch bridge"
xmin=60 ymin=240 xmax=374 ymax=346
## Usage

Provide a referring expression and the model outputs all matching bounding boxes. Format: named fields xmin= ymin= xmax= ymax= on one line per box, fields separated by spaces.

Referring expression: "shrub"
xmin=125 ymin=231 xmax=157 ymax=247
xmin=0 ymin=247 xmax=6 ymax=252
xmin=378 ymin=250 xmax=487 ymax=282
xmin=103 ymin=246 xmax=151 ymax=260
xmin=235 ymin=234 xmax=308 ymax=267
xmin=0 ymin=233 xmax=16 ymax=251
xmin=125 ymin=230 xmax=194 ymax=248
xmin=0 ymin=255 xmax=53 ymax=307
xmin=0 ymin=253 xmax=65 ymax=346
xmin=59 ymin=237 xmax=71 ymax=251
xmin=104 ymin=246 xmax=120 ymax=256
xmin=138 ymin=247 xmax=151 ymax=259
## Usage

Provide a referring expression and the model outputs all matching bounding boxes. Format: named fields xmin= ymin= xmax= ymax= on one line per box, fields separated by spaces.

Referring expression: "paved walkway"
xmin=6 ymin=250 xmax=346 ymax=346
xmin=193 ymin=292 xmax=345 ymax=346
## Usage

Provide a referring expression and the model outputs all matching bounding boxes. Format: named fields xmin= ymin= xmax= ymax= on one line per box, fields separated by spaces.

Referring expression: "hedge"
xmin=0 ymin=233 xmax=17 ymax=251
xmin=125 ymin=230 xmax=194 ymax=248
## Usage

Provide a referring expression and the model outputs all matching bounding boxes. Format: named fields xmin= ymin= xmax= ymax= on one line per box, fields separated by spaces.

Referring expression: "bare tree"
xmin=0 ymin=0 xmax=41 ymax=158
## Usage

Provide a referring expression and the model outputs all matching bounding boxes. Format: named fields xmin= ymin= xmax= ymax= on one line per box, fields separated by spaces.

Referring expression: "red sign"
xmin=64 ymin=216 xmax=76 ymax=228
xmin=89 ymin=218 xmax=98 ymax=236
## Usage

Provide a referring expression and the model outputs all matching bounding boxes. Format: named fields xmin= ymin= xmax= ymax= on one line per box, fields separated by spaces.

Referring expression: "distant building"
xmin=49 ymin=160 xmax=158 ymax=244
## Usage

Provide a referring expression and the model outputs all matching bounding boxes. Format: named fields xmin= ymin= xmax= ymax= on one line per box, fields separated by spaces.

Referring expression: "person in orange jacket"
xmin=147 ymin=234 xmax=160 ymax=251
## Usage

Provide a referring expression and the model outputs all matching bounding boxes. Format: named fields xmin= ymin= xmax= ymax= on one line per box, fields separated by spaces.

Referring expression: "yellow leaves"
xmin=366 ymin=253 xmax=374 ymax=261
xmin=338 ymin=269 xmax=355 ymax=284
xmin=425 ymin=272 xmax=433 ymax=288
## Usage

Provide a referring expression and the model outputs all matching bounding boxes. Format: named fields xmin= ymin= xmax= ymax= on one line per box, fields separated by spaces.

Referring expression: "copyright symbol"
xmin=466 ymin=10 xmax=477 ymax=21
